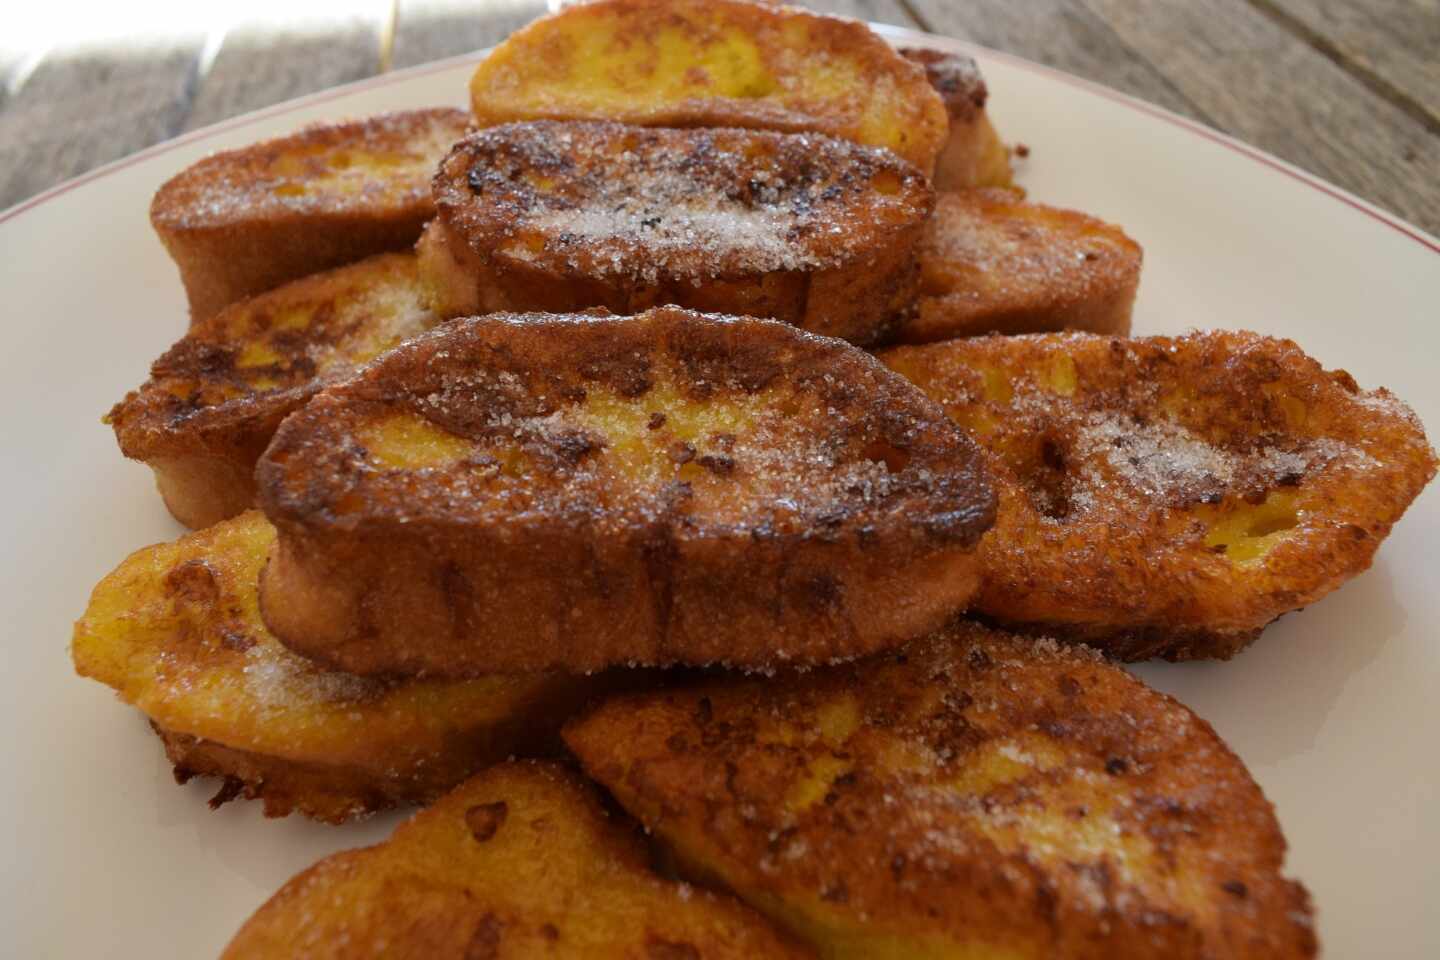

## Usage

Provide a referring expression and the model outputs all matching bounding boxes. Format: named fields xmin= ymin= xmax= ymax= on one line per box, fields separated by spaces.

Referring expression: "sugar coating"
xmin=444 ymin=122 xmax=929 ymax=286
xmin=400 ymin=358 xmax=917 ymax=528
xmin=243 ymin=641 xmax=380 ymax=711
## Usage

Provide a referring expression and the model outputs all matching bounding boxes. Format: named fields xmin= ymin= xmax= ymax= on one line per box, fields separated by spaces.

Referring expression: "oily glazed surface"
xmin=567 ymin=622 xmax=1316 ymax=959
xmin=881 ymin=331 xmax=1437 ymax=658
xmin=257 ymin=307 xmax=994 ymax=676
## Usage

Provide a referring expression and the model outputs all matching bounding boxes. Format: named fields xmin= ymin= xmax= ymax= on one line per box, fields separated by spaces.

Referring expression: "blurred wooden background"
xmin=1 ymin=0 xmax=1435 ymax=233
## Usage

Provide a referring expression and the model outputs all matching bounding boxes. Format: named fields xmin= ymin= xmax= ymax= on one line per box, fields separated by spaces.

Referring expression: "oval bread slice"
xmin=256 ymin=307 xmax=996 ymax=676
xmin=151 ymin=107 xmax=470 ymax=321
xmin=467 ymin=0 xmax=949 ymax=174
xmin=71 ymin=512 xmax=606 ymax=823
xmin=108 ymin=253 xmax=437 ymax=529
xmin=892 ymin=188 xmax=1142 ymax=344
xmin=566 ymin=622 xmax=1318 ymax=960
xmin=422 ymin=121 xmax=933 ymax=346
xmin=222 ymin=762 xmax=806 ymax=959
xmin=881 ymin=331 xmax=1437 ymax=658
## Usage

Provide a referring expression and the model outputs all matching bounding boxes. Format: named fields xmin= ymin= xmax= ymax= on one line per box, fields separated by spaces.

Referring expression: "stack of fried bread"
xmin=72 ymin=1 xmax=1436 ymax=956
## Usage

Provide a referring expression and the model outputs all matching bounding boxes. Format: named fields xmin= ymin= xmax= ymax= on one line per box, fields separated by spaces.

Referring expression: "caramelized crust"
xmin=425 ymin=121 xmax=933 ymax=346
xmin=900 ymin=48 xmax=1014 ymax=190
xmin=566 ymin=622 xmax=1317 ymax=960
xmin=257 ymin=307 xmax=995 ymax=676
xmin=467 ymin=0 xmax=949 ymax=174
xmin=71 ymin=513 xmax=605 ymax=823
xmin=892 ymin=189 xmax=1141 ymax=344
xmin=222 ymin=762 xmax=808 ymax=959
xmin=107 ymin=253 xmax=437 ymax=529
xmin=151 ymin=108 xmax=470 ymax=321
xmin=881 ymin=332 xmax=1437 ymax=658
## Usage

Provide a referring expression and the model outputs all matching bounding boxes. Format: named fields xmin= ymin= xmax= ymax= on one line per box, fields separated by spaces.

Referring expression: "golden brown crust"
xmin=891 ymin=189 xmax=1141 ymax=344
xmin=71 ymin=512 xmax=609 ymax=823
xmin=468 ymin=0 xmax=949 ymax=173
xmin=107 ymin=253 xmax=437 ymax=528
xmin=880 ymin=332 xmax=1437 ymax=657
xmin=151 ymin=108 xmax=470 ymax=321
xmin=427 ymin=121 xmax=932 ymax=346
xmin=566 ymin=622 xmax=1317 ymax=959
xmin=221 ymin=761 xmax=808 ymax=959
xmin=900 ymin=48 xmax=1015 ymax=190
xmin=256 ymin=307 xmax=994 ymax=676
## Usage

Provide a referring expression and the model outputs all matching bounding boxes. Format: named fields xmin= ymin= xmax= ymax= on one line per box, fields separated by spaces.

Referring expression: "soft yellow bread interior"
xmin=468 ymin=0 xmax=949 ymax=172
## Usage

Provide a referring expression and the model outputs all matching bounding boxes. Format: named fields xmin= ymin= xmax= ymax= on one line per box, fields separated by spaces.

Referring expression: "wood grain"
xmin=1082 ymin=0 xmax=1439 ymax=234
xmin=0 ymin=40 xmax=201 ymax=210
xmin=392 ymin=0 xmax=548 ymax=69
xmin=1255 ymin=0 xmax=1440 ymax=130
xmin=906 ymin=0 xmax=1212 ymax=122
xmin=183 ymin=13 xmax=387 ymax=132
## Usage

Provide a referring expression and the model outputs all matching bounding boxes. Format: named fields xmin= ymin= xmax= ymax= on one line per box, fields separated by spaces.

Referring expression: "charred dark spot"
xmin=1277 ymin=470 xmax=1304 ymax=487
xmin=551 ymin=430 xmax=597 ymax=464
xmin=668 ymin=442 xmax=696 ymax=464
xmin=821 ymin=880 xmax=850 ymax=903
xmin=647 ymin=412 xmax=666 ymax=430
xmin=698 ymin=454 xmax=735 ymax=475
xmin=665 ymin=733 xmax=689 ymax=753
xmin=1105 ymin=757 xmax=1129 ymax=776
xmin=801 ymin=574 xmax=842 ymax=610
xmin=694 ymin=697 xmax=713 ymax=725
xmin=890 ymin=853 xmax=908 ymax=879
xmin=165 ymin=560 xmax=220 ymax=606
xmin=220 ymin=629 xmax=256 ymax=653
xmin=540 ymin=924 xmax=560 ymax=942
xmin=1057 ymin=675 xmax=1082 ymax=698
xmin=465 ymin=801 xmax=508 ymax=842
xmin=467 ymin=165 xmax=487 ymax=194
xmin=1222 ymin=880 xmax=1248 ymax=898
xmin=465 ymin=913 xmax=502 ymax=960
xmin=968 ymin=648 xmax=994 ymax=672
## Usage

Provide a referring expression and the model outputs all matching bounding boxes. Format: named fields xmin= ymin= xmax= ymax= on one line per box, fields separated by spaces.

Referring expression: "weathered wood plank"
xmin=788 ymin=0 xmax=920 ymax=28
xmin=183 ymin=11 xmax=387 ymax=132
xmin=392 ymin=0 xmax=548 ymax=68
xmin=0 ymin=40 xmax=201 ymax=209
xmin=1082 ymin=0 xmax=1439 ymax=234
xmin=905 ymin=0 xmax=1212 ymax=123
xmin=1255 ymin=0 xmax=1440 ymax=130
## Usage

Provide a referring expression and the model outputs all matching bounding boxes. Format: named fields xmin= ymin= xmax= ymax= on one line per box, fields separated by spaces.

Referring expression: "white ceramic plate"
xmin=2 ymin=26 xmax=1436 ymax=958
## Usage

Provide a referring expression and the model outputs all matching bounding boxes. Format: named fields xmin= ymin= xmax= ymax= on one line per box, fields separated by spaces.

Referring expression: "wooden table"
xmin=1 ymin=0 xmax=1435 ymax=234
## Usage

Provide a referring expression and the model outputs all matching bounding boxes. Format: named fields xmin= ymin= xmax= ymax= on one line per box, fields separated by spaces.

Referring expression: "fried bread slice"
xmin=72 ymin=512 xmax=605 ymax=823
xmin=467 ymin=0 xmax=949 ymax=174
xmin=566 ymin=621 xmax=1318 ymax=959
xmin=891 ymin=189 xmax=1142 ymax=344
xmin=900 ymin=48 xmax=1014 ymax=190
xmin=256 ymin=307 xmax=995 ymax=677
xmin=151 ymin=108 xmax=470 ymax=321
xmin=881 ymin=332 xmax=1437 ymax=658
xmin=222 ymin=761 xmax=808 ymax=959
xmin=423 ymin=121 xmax=933 ymax=346
xmin=107 ymin=253 xmax=437 ymax=529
